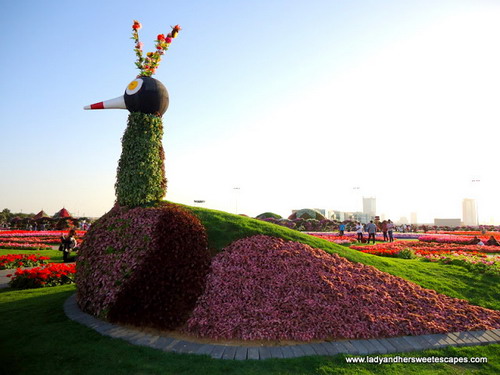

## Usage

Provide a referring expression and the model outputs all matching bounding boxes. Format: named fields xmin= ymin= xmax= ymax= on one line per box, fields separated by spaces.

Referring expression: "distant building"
xmin=331 ymin=210 xmax=346 ymax=221
xmin=410 ymin=212 xmax=418 ymax=225
xmin=362 ymin=197 xmax=376 ymax=218
xmin=434 ymin=218 xmax=462 ymax=227
xmin=53 ymin=207 xmax=72 ymax=219
xmin=351 ymin=212 xmax=371 ymax=224
xmin=462 ymin=198 xmax=477 ymax=226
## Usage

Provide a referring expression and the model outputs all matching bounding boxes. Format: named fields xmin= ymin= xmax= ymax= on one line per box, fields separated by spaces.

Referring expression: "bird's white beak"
xmin=84 ymin=95 xmax=126 ymax=110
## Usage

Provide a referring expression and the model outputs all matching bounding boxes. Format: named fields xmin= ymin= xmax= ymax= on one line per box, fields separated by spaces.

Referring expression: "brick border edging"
xmin=64 ymin=294 xmax=500 ymax=360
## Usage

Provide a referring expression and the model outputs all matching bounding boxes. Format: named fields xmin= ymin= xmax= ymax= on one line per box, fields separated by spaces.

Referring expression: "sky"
xmin=1 ymin=0 xmax=500 ymax=224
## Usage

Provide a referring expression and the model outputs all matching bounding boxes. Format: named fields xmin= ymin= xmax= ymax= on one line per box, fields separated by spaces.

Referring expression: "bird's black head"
xmin=124 ymin=76 xmax=169 ymax=116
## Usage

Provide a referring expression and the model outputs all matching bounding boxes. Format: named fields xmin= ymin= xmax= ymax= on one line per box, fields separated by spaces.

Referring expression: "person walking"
xmin=355 ymin=221 xmax=364 ymax=242
xmin=381 ymin=220 xmax=388 ymax=241
xmin=366 ymin=220 xmax=377 ymax=244
xmin=339 ymin=222 xmax=346 ymax=236
xmin=60 ymin=229 xmax=78 ymax=263
xmin=387 ymin=219 xmax=395 ymax=242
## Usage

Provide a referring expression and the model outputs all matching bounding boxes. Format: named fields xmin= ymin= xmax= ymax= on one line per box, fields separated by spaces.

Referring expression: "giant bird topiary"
xmin=78 ymin=21 xmax=211 ymax=330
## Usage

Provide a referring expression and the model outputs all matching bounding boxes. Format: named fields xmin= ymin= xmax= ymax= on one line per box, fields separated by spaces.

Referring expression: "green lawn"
xmin=0 ymin=285 xmax=498 ymax=375
xmin=0 ymin=204 xmax=499 ymax=374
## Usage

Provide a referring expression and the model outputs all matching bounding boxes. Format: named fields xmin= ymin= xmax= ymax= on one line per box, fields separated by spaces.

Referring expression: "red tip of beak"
xmin=90 ymin=102 xmax=105 ymax=109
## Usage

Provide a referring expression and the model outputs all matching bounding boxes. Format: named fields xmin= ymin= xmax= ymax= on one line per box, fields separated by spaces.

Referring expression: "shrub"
xmin=397 ymin=248 xmax=417 ymax=259
xmin=255 ymin=212 xmax=282 ymax=220
xmin=8 ymin=263 xmax=76 ymax=289
xmin=115 ymin=112 xmax=167 ymax=207
xmin=76 ymin=202 xmax=210 ymax=330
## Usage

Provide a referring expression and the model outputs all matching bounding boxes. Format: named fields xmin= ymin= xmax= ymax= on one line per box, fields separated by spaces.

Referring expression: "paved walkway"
xmin=64 ymin=294 xmax=500 ymax=360
xmin=0 ymin=268 xmax=29 ymax=288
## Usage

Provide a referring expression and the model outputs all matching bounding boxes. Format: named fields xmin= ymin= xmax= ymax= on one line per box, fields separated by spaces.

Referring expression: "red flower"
xmin=132 ymin=20 xmax=142 ymax=30
xmin=157 ymin=34 xmax=165 ymax=41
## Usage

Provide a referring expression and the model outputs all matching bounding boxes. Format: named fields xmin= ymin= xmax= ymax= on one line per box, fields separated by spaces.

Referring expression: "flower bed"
xmin=0 ymin=230 xmax=86 ymax=249
xmin=185 ymin=235 xmax=500 ymax=341
xmin=0 ymin=254 xmax=50 ymax=269
xmin=0 ymin=237 xmax=61 ymax=244
xmin=418 ymin=235 xmax=481 ymax=244
xmin=306 ymin=233 xmax=357 ymax=245
xmin=0 ymin=241 xmax=52 ymax=250
xmin=0 ymin=230 xmax=86 ymax=237
xmin=8 ymin=263 xmax=76 ymax=289
xmin=421 ymin=252 xmax=499 ymax=275
xmin=351 ymin=240 xmax=500 ymax=256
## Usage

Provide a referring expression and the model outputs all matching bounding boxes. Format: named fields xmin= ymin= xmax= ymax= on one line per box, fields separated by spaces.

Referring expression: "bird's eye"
xmin=126 ymin=78 xmax=144 ymax=95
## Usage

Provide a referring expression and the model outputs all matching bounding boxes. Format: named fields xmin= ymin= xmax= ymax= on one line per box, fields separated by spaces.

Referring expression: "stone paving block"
xmin=210 ymin=345 xmax=226 ymax=359
xmin=486 ymin=330 xmax=500 ymax=341
xmin=348 ymin=340 xmax=370 ymax=355
xmin=76 ymin=315 xmax=97 ymax=327
xmin=329 ymin=341 xmax=350 ymax=354
xmin=132 ymin=333 xmax=158 ymax=347
xmin=418 ymin=334 xmax=449 ymax=349
xmin=376 ymin=339 xmax=398 ymax=353
xmin=107 ymin=327 xmax=132 ymax=339
xmin=288 ymin=345 xmax=305 ymax=358
xmin=172 ymin=341 xmax=203 ymax=354
xmin=145 ymin=336 xmax=171 ymax=351
xmin=358 ymin=339 xmax=380 ymax=354
xmin=247 ymin=347 xmax=260 ymax=360
xmin=401 ymin=336 xmax=429 ymax=351
xmin=125 ymin=332 xmax=150 ymax=345
xmin=467 ymin=330 xmax=495 ymax=344
xmin=385 ymin=337 xmax=415 ymax=352
xmin=363 ymin=339 xmax=387 ymax=354
xmin=222 ymin=346 xmax=238 ymax=360
xmin=280 ymin=346 xmax=296 ymax=358
xmin=269 ymin=346 xmax=284 ymax=359
xmin=491 ymin=329 xmax=500 ymax=340
xmin=94 ymin=322 xmax=116 ymax=336
xmin=320 ymin=342 xmax=341 ymax=356
xmin=164 ymin=339 xmax=181 ymax=351
xmin=259 ymin=347 xmax=272 ymax=360
xmin=446 ymin=332 xmax=469 ymax=346
xmin=295 ymin=344 xmax=316 ymax=357
xmin=169 ymin=340 xmax=188 ymax=353
xmin=195 ymin=344 xmax=215 ymax=356
xmin=340 ymin=340 xmax=359 ymax=354
xmin=482 ymin=331 xmax=500 ymax=343
xmin=234 ymin=346 xmax=248 ymax=360
xmin=140 ymin=335 xmax=160 ymax=347
xmin=452 ymin=332 xmax=483 ymax=346
xmin=86 ymin=321 xmax=102 ymax=330
xmin=309 ymin=343 xmax=329 ymax=356
xmin=183 ymin=342 xmax=204 ymax=354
